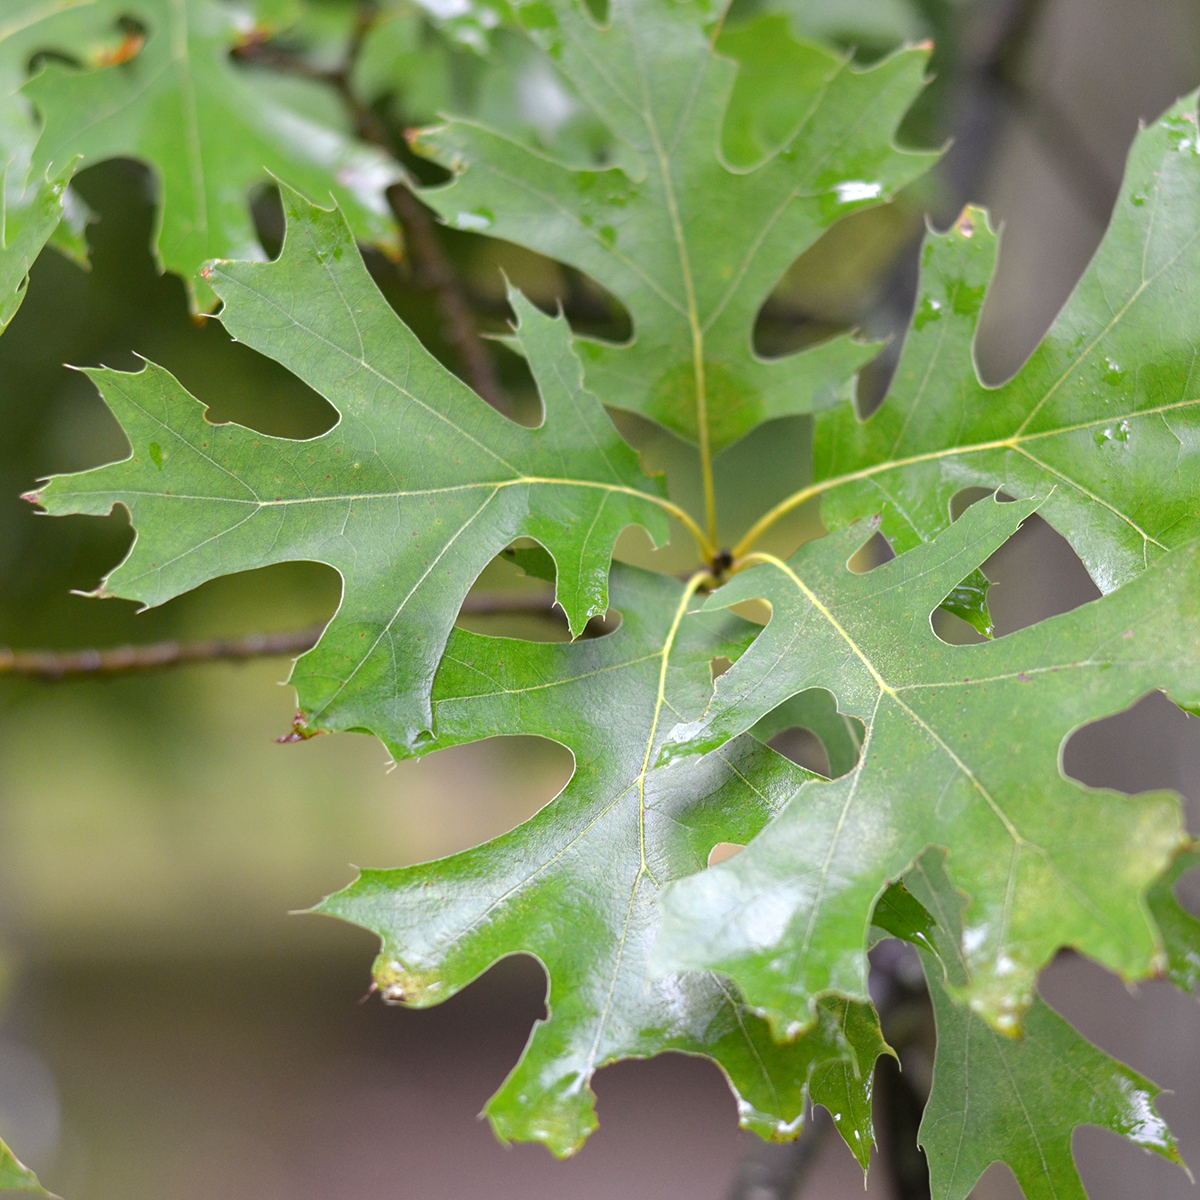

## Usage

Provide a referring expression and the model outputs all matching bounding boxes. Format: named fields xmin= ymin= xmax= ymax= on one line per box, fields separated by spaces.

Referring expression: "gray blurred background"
xmin=2 ymin=0 xmax=1200 ymax=1197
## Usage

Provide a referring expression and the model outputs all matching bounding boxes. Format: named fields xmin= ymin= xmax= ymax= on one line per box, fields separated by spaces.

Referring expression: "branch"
xmin=383 ymin=180 xmax=508 ymax=413
xmin=231 ymin=17 xmax=507 ymax=412
xmin=0 ymin=593 xmax=557 ymax=680
xmin=0 ymin=628 xmax=326 ymax=679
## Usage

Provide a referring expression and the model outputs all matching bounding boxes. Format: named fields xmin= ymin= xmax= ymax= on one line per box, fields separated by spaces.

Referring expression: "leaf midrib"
xmin=749 ymin=552 xmax=1124 ymax=955
xmin=735 ymin=395 xmax=1200 ymax=557
xmin=428 ymin=584 xmax=715 ymax=1076
xmin=0 ymin=0 xmax=94 ymax=43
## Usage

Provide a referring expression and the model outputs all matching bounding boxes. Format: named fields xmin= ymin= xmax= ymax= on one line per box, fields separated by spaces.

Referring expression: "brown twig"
xmin=0 ymin=593 xmax=558 ymax=680
xmin=230 ymin=11 xmax=507 ymax=411
xmin=383 ymin=180 xmax=508 ymax=412
xmin=0 ymin=629 xmax=326 ymax=679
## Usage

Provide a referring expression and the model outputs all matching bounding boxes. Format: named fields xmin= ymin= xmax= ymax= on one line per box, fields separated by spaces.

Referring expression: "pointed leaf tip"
xmin=46 ymin=197 xmax=665 ymax=753
xmin=657 ymin=498 xmax=1197 ymax=1032
xmin=0 ymin=1135 xmax=57 ymax=1196
xmin=314 ymin=565 xmax=885 ymax=1155
xmin=417 ymin=0 xmax=937 ymax=448
xmin=815 ymin=93 xmax=1200 ymax=593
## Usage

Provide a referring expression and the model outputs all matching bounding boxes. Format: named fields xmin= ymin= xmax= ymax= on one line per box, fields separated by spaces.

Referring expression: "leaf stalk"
xmin=730 ymin=437 xmax=1020 ymax=558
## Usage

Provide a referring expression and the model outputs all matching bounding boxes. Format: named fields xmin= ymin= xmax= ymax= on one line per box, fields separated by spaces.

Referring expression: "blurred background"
xmin=3 ymin=0 xmax=1200 ymax=1196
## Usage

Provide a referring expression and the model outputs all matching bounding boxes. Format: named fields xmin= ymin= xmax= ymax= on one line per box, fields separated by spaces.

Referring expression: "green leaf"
xmin=1 ymin=0 xmax=111 ymax=170
xmin=749 ymin=686 xmax=863 ymax=778
xmin=408 ymin=0 xmax=514 ymax=55
xmin=899 ymin=850 xmax=1185 ymax=1200
xmin=319 ymin=563 xmax=887 ymax=1160
xmin=0 ymin=159 xmax=74 ymax=333
xmin=806 ymin=95 xmax=1200 ymax=594
xmin=774 ymin=0 xmax=931 ymax=57
xmin=32 ymin=185 xmax=670 ymax=755
xmin=415 ymin=0 xmax=936 ymax=451
xmin=922 ymin=968 xmax=1184 ymax=1200
xmin=1 ymin=0 xmax=119 ymax=328
xmin=357 ymin=14 xmax=617 ymax=166
xmin=655 ymin=495 xmax=1199 ymax=1033
xmin=869 ymin=877 xmax=937 ymax=950
xmin=936 ymin=566 xmax=992 ymax=637
xmin=0 ymin=1136 xmax=56 ymax=1197
xmin=24 ymin=0 xmax=402 ymax=307
xmin=1147 ymin=847 xmax=1200 ymax=996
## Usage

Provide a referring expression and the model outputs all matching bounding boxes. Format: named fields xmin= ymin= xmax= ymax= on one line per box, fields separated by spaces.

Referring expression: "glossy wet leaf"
xmin=319 ymin=564 xmax=888 ymax=1159
xmin=24 ymin=0 xmax=401 ymax=307
xmin=937 ymin=567 xmax=992 ymax=637
xmin=1148 ymin=847 xmax=1200 ymax=996
xmin=656 ymin=496 xmax=1198 ymax=1034
xmin=812 ymin=95 xmax=1200 ymax=594
xmin=32 ymin=186 xmax=668 ymax=755
xmin=16 ymin=0 xmax=1200 ymax=1175
xmin=0 ymin=1136 xmax=55 ymax=1196
xmin=901 ymin=850 xmax=1185 ymax=1200
xmin=416 ymin=0 xmax=935 ymax=451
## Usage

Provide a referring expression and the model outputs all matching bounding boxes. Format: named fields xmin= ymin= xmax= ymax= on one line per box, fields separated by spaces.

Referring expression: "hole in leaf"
xmin=1177 ymin=862 xmax=1200 ymax=918
xmin=583 ymin=610 xmax=622 ymax=638
xmin=1062 ymin=691 xmax=1200 ymax=800
xmin=460 ymin=547 xmax=623 ymax=642
xmin=752 ymin=201 xmax=923 ymax=364
xmin=949 ymin=485 xmax=1003 ymax=521
xmin=931 ymin=566 xmax=993 ymax=644
xmin=753 ymin=689 xmax=863 ymax=778
xmin=190 ymin=350 xmax=339 ymax=440
xmin=930 ymin=606 xmax=989 ymax=646
xmin=848 ymin=530 xmax=895 ymax=574
xmin=765 ymin=726 xmax=831 ymax=777
xmin=729 ymin=597 xmax=772 ymax=627
xmin=963 ymin=1160 xmax=1023 ymax=1200
xmin=945 ymin=487 xmax=1099 ymax=637
xmin=978 ymin=512 xmax=1100 ymax=636
xmin=710 ymin=656 xmax=733 ymax=683
xmin=929 ymin=488 xmax=1027 ymax=643
xmin=708 ymin=842 xmax=744 ymax=867
xmin=250 ymin=182 xmax=285 ymax=262
xmin=391 ymin=735 xmax=576 ymax=856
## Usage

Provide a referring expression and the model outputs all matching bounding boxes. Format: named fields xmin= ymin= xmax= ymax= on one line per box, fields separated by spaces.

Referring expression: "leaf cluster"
xmin=6 ymin=0 xmax=1200 ymax=1194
